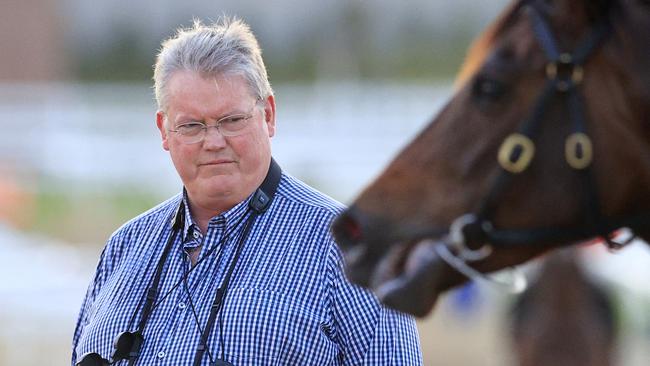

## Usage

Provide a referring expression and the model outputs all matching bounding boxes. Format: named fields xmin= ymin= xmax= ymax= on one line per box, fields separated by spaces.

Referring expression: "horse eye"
xmin=472 ymin=76 xmax=508 ymax=102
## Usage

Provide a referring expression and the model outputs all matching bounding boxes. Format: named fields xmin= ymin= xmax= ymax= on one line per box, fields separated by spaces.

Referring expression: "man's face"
xmin=156 ymin=70 xmax=275 ymax=211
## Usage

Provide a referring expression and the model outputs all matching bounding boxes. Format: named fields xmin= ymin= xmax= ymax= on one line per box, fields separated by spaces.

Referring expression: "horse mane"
xmin=454 ymin=0 xmax=526 ymax=89
xmin=453 ymin=0 xmax=617 ymax=90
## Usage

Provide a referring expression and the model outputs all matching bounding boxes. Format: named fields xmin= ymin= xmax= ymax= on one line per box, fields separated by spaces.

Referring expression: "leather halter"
xmin=447 ymin=5 xmax=647 ymax=261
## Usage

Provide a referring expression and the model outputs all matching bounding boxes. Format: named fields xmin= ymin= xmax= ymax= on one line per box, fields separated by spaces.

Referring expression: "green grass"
xmin=29 ymin=188 xmax=161 ymax=246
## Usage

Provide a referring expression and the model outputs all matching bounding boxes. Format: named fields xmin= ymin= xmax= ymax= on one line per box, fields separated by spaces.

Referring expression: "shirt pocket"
xmin=217 ymin=287 xmax=338 ymax=366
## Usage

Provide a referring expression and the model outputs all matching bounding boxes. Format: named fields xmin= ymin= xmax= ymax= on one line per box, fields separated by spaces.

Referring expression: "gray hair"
xmin=153 ymin=17 xmax=273 ymax=111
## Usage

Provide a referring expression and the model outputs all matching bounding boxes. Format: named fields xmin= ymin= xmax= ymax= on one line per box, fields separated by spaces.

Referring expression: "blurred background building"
xmin=1 ymin=1 xmax=649 ymax=365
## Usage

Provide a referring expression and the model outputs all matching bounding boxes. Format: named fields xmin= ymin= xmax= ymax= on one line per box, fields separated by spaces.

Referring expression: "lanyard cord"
xmin=151 ymin=212 xmax=249 ymax=310
xmin=129 ymin=205 xmax=251 ymax=366
xmin=151 ymin=159 xmax=281 ymax=313
xmin=192 ymin=210 xmax=258 ymax=366
xmin=120 ymin=192 xmax=250 ymax=365
xmin=117 ymin=158 xmax=281 ymax=366
xmin=182 ymin=207 xmax=255 ymax=365
xmin=183 ymin=253 xmax=216 ymax=364
xmin=193 ymin=158 xmax=282 ymax=366
xmin=78 ymin=160 xmax=282 ymax=366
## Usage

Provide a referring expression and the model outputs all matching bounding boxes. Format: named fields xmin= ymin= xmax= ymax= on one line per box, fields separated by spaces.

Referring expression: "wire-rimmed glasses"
xmin=168 ymin=103 xmax=259 ymax=144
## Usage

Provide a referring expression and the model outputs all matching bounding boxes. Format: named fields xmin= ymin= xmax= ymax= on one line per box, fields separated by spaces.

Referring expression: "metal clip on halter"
xmin=546 ymin=53 xmax=584 ymax=92
xmin=449 ymin=214 xmax=493 ymax=262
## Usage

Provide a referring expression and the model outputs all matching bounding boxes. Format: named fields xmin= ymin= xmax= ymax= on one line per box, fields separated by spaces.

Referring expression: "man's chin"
xmin=185 ymin=174 xmax=238 ymax=200
xmin=201 ymin=176 xmax=238 ymax=196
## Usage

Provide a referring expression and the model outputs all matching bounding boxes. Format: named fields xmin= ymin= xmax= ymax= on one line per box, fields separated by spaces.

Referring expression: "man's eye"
xmin=221 ymin=115 xmax=246 ymax=124
xmin=177 ymin=123 xmax=205 ymax=135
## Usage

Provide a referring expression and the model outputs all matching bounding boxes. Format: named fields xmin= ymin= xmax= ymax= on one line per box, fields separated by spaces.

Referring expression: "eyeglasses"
xmin=168 ymin=104 xmax=259 ymax=144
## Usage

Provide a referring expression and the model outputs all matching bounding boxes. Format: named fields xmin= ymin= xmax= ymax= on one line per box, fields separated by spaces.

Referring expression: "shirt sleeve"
xmin=71 ymin=232 xmax=123 ymax=365
xmin=327 ymin=242 xmax=423 ymax=365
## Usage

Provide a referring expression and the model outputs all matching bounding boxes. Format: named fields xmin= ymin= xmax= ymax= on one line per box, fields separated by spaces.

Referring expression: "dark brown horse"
xmin=510 ymin=248 xmax=618 ymax=366
xmin=332 ymin=0 xmax=650 ymax=317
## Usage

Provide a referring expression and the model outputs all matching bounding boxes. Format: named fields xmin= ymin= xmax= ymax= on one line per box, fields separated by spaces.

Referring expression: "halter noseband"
xmin=447 ymin=5 xmax=646 ymax=263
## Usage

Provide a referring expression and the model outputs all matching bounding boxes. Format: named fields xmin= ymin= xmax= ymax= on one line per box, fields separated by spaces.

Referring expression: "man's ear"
xmin=156 ymin=111 xmax=170 ymax=151
xmin=263 ymin=95 xmax=276 ymax=138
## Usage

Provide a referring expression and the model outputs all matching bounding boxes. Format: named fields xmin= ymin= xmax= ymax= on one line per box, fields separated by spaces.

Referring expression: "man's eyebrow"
xmin=173 ymin=105 xmax=250 ymax=124
xmin=173 ymin=113 xmax=202 ymax=124
xmin=213 ymin=107 xmax=249 ymax=121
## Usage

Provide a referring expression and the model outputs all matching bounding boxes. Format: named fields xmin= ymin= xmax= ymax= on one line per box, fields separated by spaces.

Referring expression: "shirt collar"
xmin=180 ymin=189 xmax=254 ymax=242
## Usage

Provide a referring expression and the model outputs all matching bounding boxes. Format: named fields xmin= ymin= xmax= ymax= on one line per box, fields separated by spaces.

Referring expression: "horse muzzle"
xmin=332 ymin=207 xmax=452 ymax=316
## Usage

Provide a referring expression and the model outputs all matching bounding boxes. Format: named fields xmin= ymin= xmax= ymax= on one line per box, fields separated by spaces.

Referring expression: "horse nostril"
xmin=332 ymin=210 xmax=365 ymax=248
xmin=343 ymin=216 xmax=363 ymax=242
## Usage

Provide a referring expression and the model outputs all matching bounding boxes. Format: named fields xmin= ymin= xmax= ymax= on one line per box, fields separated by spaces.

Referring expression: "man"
xmin=72 ymin=18 xmax=422 ymax=365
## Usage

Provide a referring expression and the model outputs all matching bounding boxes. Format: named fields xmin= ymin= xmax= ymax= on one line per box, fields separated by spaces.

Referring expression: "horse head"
xmin=332 ymin=0 xmax=650 ymax=316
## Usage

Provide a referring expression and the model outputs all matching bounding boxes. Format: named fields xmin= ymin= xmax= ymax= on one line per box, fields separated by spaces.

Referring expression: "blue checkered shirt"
xmin=72 ymin=172 xmax=422 ymax=365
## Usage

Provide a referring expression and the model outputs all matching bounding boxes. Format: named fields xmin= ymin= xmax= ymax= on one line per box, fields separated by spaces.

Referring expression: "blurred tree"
xmin=75 ymin=26 xmax=156 ymax=81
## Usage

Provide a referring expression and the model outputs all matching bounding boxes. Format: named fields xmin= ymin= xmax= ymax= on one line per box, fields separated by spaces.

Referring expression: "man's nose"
xmin=202 ymin=125 xmax=227 ymax=148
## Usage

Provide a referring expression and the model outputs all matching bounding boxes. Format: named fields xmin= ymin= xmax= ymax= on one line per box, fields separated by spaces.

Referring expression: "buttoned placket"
xmin=152 ymin=194 xmax=251 ymax=363
xmin=177 ymin=229 xmax=202 ymax=314
xmin=155 ymin=219 xmax=231 ymax=363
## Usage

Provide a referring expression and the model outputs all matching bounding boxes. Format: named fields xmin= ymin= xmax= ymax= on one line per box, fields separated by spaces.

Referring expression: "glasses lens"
xmin=175 ymin=123 xmax=205 ymax=144
xmin=218 ymin=114 xmax=251 ymax=136
xmin=76 ymin=352 xmax=109 ymax=366
xmin=180 ymin=133 xmax=204 ymax=144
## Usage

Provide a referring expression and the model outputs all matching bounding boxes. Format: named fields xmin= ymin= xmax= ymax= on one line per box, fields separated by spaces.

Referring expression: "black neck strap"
xmin=112 ymin=200 xmax=184 ymax=365
xmin=249 ymin=158 xmax=282 ymax=214
xmin=136 ymin=201 xmax=185 ymax=333
xmin=119 ymin=158 xmax=281 ymax=366
xmin=193 ymin=158 xmax=282 ymax=366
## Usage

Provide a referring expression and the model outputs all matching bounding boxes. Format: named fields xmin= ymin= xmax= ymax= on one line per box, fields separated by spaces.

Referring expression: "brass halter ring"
xmin=498 ymin=133 xmax=536 ymax=174
xmin=546 ymin=53 xmax=584 ymax=92
xmin=565 ymin=132 xmax=593 ymax=169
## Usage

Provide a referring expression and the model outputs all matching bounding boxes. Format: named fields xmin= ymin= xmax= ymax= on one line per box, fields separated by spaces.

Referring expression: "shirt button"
xmin=178 ymin=302 xmax=186 ymax=309
xmin=193 ymin=231 xmax=200 ymax=239
xmin=157 ymin=351 xmax=166 ymax=359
